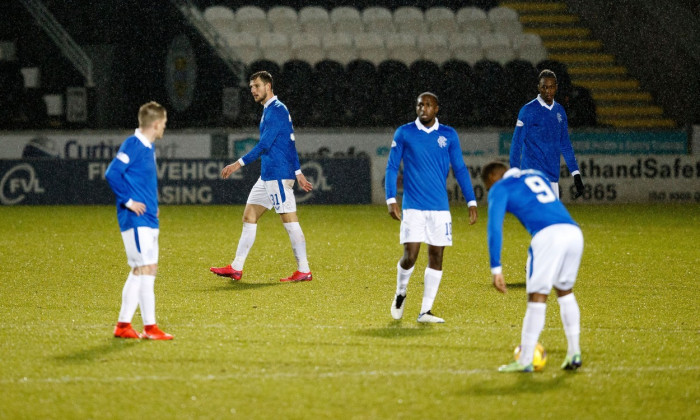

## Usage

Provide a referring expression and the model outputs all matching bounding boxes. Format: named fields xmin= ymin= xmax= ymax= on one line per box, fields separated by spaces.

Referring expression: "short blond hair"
xmin=138 ymin=101 xmax=167 ymax=128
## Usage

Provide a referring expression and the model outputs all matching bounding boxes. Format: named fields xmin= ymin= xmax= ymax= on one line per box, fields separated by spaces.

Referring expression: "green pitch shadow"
xmin=507 ymin=282 xmax=527 ymax=289
xmin=203 ymin=281 xmax=283 ymax=292
xmin=355 ymin=321 xmax=444 ymax=339
xmin=461 ymin=372 xmax=570 ymax=396
xmin=53 ymin=340 xmax=141 ymax=364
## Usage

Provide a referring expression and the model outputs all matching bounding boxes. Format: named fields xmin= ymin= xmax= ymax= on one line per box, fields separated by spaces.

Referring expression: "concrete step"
xmin=543 ymin=39 xmax=603 ymax=50
xmin=500 ymin=2 xmax=568 ymax=12
xmin=597 ymin=117 xmax=677 ymax=129
xmin=577 ymin=79 xmax=640 ymax=90
xmin=549 ymin=53 xmax=615 ymax=63
xmin=593 ymin=92 xmax=653 ymax=101
xmin=597 ymin=106 xmax=664 ymax=117
xmin=569 ymin=66 xmax=627 ymax=76
xmin=527 ymin=27 xmax=591 ymax=38
xmin=520 ymin=14 xmax=580 ymax=24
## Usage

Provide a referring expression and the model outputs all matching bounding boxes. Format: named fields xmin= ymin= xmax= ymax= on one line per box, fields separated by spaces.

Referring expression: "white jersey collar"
xmin=264 ymin=95 xmax=278 ymax=109
xmin=503 ymin=168 xmax=521 ymax=179
xmin=134 ymin=129 xmax=153 ymax=148
xmin=415 ymin=117 xmax=439 ymax=133
xmin=536 ymin=94 xmax=555 ymax=111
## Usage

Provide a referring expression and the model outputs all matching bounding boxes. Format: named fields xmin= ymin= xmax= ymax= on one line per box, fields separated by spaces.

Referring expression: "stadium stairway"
xmin=501 ymin=1 xmax=676 ymax=129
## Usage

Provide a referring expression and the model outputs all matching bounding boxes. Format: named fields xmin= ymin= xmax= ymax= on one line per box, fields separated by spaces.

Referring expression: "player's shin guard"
xmin=118 ymin=273 xmax=141 ymax=323
xmin=420 ymin=268 xmax=442 ymax=314
xmin=558 ymin=293 xmax=581 ymax=357
xmin=520 ymin=302 xmax=546 ymax=366
xmin=139 ymin=275 xmax=156 ymax=326
xmin=232 ymin=222 xmax=257 ymax=270
xmin=396 ymin=261 xmax=415 ymax=295
xmin=284 ymin=222 xmax=309 ymax=273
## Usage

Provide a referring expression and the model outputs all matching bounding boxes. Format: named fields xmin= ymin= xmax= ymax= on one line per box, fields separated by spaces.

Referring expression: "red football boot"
xmin=142 ymin=324 xmax=173 ymax=340
xmin=210 ymin=264 xmax=242 ymax=280
xmin=114 ymin=322 xmax=141 ymax=339
xmin=280 ymin=271 xmax=313 ymax=282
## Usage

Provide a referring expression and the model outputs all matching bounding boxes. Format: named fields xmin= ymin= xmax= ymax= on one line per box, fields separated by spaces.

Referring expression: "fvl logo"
xmin=0 ymin=164 xmax=45 ymax=205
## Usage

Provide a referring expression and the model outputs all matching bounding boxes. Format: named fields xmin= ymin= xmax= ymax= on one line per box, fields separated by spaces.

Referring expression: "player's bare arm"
xmin=468 ymin=206 xmax=478 ymax=225
xmin=492 ymin=273 xmax=507 ymax=293
xmin=388 ymin=202 xmax=401 ymax=221
xmin=221 ymin=161 xmax=242 ymax=179
xmin=296 ymin=173 xmax=313 ymax=192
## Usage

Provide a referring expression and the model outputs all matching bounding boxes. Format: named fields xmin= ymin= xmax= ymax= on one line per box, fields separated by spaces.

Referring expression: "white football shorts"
xmin=246 ymin=177 xmax=297 ymax=213
xmin=400 ymin=209 xmax=453 ymax=246
xmin=526 ymin=224 xmax=583 ymax=294
xmin=121 ymin=226 xmax=159 ymax=268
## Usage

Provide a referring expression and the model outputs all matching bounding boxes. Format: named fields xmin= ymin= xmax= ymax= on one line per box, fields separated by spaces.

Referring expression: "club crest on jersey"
xmin=557 ymin=113 xmax=562 ymax=123
xmin=437 ymin=136 xmax=447 ymax=148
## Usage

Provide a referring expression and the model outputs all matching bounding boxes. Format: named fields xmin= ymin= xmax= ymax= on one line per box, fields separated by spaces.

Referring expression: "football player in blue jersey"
xmin=210 ymin=71 xmax=314 ymax=283
xmin=105 ymin=101 xmax=173 ymax=340
xmin=386 ymin=92 xmax=478 ymax=323
xmin=509 ymin=69 xmax=585 ymax=199
xmin=482 ymin=161 xmax=583 ymax=372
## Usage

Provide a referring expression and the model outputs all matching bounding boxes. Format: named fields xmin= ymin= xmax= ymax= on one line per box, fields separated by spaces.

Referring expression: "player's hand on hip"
xmin=127 ymin=201 xmax=146 ymax=216
xmin=221 ymin=162 xmax=241 ymax=179
xmin=468 ymin=206 xmax=478 ymax=225
xmin=296 ymin=173 xmax=313 ymax=192
xmin=492 ymin=273 xmax=507 ymax=293
xmin=573 ymin=174 xmax=585 ymax=199
xmin=388 ymin=202 xmax=401 ymax=221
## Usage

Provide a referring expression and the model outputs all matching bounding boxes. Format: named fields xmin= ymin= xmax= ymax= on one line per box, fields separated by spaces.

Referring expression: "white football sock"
xmin=520 ymin=302 xmax=547 ymax=366
xmin=396 ymin=261 xmax=414 ymax=295
xmin=232 ymin=222 xmax=257 ymax=270
xmin=558 ymin=293 xmax=581 ymax=357
xmin=420 ymin=267 xmax=442 ymax=314
xmin=284 ymin=222 xmax=310 ymax=273
xmin=139 ymin=275 xmax=156 ymax=326
xmin=118 ymin=272 xmax=141 ymax=323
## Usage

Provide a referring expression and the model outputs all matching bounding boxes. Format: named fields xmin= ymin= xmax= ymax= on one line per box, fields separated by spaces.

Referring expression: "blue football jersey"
xmin=385 ymin=118 xmax=476 ymax=211
xmin=509 ymin=95 xmax=579 ymax=182
xmin=487 ymin=168 xmax=577 ymax=270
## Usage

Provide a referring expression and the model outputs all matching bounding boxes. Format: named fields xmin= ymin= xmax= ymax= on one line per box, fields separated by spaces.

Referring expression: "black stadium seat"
xmin=504 ymin=59 xmax=538 ymax=124
xmin=377 ymin=59 xmax=413 ymax=125
xmin=313 ymin=59 xmax=347 ymax=126
xmin=345 ymin=59 xmax=379 ymax=126
xmin=280 ymin=59 xmax=314 ymax=127
xmin=409 ymin=60 xmax=442 ymax=98
xmin=473 ymin=59 xmax=508 ymax=126
xmin=441 ymin=59 xmax=475 ymax=127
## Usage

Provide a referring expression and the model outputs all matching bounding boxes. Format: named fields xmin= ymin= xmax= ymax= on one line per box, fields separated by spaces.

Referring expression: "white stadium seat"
xmin=480 ymin=32 xmax=515 ymax=65
xmin=222 ymin=32 xmax=259 ymax=65
xmin=258 ymin=32 xmax=291 ymax=66
xmin=425 ymin=7 xmax=457 ymax=34
xmin=204 ymin=6 xmax=236 ymax=33
xmin=353 ymin=32 xmax=387 ymax=65
xmin=291 ymin=33 xmax=325 ymax=65
xmin=513 ymin=33 xmax=548 ymax=64
xmin=488 ymin=6 xmax=523 ymax=40
xmin=236 ymin=6 xmax=268 ymax=34
xmin=456 ymin=6 xmax=491 ymax=35
xmin=448 ymin=33 xmax=483 ymax=65
xmin=393 ymin=6 xmax=425 ymax=33
xmin=385 ymin=33 xmax=419 ymax=66
xmin=330 ymin=7 xmax=364 ymax=34
xmin=323 ymin=32 xmax=357 ymax=66
xmin=267 ymin=6 xmax=299 ymax=35
xmin=362 ymin=7 xmax=394 ymax=33
xmin=298 ymin=6 xmax=332 ymax=34
xmin=417 ymin=33 xmax=450 ymax=65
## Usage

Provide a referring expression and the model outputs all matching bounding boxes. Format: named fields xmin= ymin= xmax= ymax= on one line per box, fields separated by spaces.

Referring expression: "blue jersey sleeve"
xmin=243 ymin=107 xmax=282 ymax=165
xmin=448 ymin=131 xmax=476 ymax=204
xmin=385 ymin=128 xmax=404 ymax=201
xmin=558 ymin=109 xmax=579 ymax=173
xmin=509 ymin=107 xmax=528 ymax=168
xmin=487 ymin=184 xmax=509 ymax=270
xmin=105 ymin=142 xmax=135 ymax=207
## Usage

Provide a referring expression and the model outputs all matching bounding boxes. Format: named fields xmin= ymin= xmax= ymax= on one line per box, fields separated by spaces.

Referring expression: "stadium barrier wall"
xmin=0 ymin=158 xmax=371 ymax=206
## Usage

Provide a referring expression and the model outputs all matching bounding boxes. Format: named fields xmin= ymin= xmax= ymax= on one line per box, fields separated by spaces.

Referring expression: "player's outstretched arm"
xmin=492 ymin=273 xmax=507 ymax=293
xmin=296 ymin=173 xmax=313 ymax=192
xmin=387 ymin=202 xmax=401 ymax=221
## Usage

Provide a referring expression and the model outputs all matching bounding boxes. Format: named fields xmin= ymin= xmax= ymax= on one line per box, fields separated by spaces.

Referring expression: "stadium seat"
xmin=513 ymin=33 xmax=548 ymax=65
xmin=291 ymin=33 xmax=325 ymax=67
xmin=377 ymin=60 xmax=414 ymax=125
xmin=473 ymin=59 xmax=509 ymax=126
xmin=456 ymin=7 xmax=491 ymax=35
xmin=362 ymin=7 xmax=394 ymax=33
xmin=323 ymin=32 xmax=357 ymax=66
xmin=354 ymin=32 xmax=387 ymax=66
xmin=313 ymin=59 xmax=347 ymax=126
xmin=567 ymin=85 xmax=597 ymax=127
xmin=488 ymin=7 xmax=522 ymax=40
xmin=480 ymin=32 xmax=515 ymax=65
xmin=236 ymin=6 xmax=268 ymax=34
xmin=417 ymin=33 xmax=450 ymax=65
xmin=222 ymin=32 xmax=260 ymax=65
xmin=258 ymin=33 xmax=291 ymax=66
xmin=267 ymin=6 xmax=299 ymax=35
xmin=280 ymin=60 xmax=314 ymax=126
xmin=441 ymin=59 xmax=476 ymax=126
xmin=203 ymin=6 xmax=236 ymax=33
xmin=393 ymin=6 xmax=426 ymax=33
xmin=503 ymin=59 xmax=538 ymax=121
xmin=345 ymin=59 xmax=379 ymax=125
xmin=248 ymin=59 xmax=281 ymax=79
xmin=298 ymin=6 xmax=332 ymax=34
xmin=330 ymin=7 xmax=364 ymax=34
xmin=409 ymin=60 xmax=442 ymax=96
xmin=425 ymin=7 xmax=457 ymax=34
xmin=385 ymin=33 xmax=419 ymax=66
xmin=448 ymin=33 xmax=483 ymax=66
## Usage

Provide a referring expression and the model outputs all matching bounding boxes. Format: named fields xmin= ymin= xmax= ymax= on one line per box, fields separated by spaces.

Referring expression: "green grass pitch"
xmin=0 ymin=204 xmax=698 ymax=419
